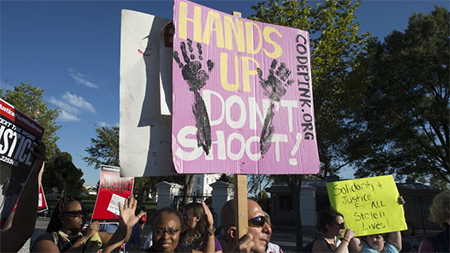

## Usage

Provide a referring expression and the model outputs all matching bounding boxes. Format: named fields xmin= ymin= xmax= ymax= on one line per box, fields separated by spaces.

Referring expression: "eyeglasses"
xmin=153 ymin=228 xmax=180 ymax=236
xmin=248 ymin=216 xmax=267 ymax=227
xmin=334 ymin=222 xmax=346 ymax=229
xmin=62 ymin=210 xmax=86 ymax=218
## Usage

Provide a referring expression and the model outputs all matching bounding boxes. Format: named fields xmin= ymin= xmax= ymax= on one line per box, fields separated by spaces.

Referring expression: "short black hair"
xmin=151 ymin=207 xmax=184 ymax=231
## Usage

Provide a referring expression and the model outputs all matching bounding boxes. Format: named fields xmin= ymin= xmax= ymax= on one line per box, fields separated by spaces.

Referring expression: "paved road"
xmin=24 ymin=218 xmax=307 ymax=252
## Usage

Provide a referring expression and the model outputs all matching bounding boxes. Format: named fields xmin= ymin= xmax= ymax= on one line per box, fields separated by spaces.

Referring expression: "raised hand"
xmin=257 ymin=59 xmax=293 ymax=155
xmin=118 ymin=196 xmax=141 ymax=229
xmin=102 ymin=196 xmax=143 ymax=253
xmin=201 ymin=201 xmax=214 ymax=228
xmin=174 ymin=39 xmax=214 ymax=155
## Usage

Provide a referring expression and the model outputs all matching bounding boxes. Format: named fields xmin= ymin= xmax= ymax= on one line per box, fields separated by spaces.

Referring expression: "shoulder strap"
xmin=191 ymin=235 xmax=204 ymax=250
xmin=52 ymin=232 xmax=59 ymax=246
xmin=316 ymin=237 xmax=334 ymax=252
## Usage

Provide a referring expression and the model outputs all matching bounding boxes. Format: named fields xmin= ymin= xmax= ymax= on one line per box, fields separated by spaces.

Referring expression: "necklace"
xmin=185 ymin=233 xmax=202 ymax=246
xmin=57 ymin=230 xmax=83 ymax=246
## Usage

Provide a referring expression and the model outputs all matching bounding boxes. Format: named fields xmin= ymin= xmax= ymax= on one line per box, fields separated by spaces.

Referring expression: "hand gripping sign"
xmin=0 ymin=98 xmax=45 ymax=226
xmin=326 ymin=175 xmax=408 ymax=237
xmin=91 ymin=165 xmax=134 ymax=222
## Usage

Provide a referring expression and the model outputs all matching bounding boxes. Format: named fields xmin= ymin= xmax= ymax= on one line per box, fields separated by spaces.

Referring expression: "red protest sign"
xmin=91 ymin=165 xmax=134 ymax=222
xmin=0 ymin=98 xmax=45 ymax=225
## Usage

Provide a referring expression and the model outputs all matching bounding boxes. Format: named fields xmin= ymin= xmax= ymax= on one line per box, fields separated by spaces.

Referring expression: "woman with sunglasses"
xmin=180 ymin=202 xmax=223 ymax=253
xmin=32 ymin=196 xmax=101 ymax=252
xmin=312 ymin=209 xmax=355 ymax=253
xmin=143 ymin=202 xmax=215 ymax=253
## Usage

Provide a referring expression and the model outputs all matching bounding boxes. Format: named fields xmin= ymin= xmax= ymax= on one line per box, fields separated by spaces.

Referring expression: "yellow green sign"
xmin=326 ymin=175 xmax=407 ymax=236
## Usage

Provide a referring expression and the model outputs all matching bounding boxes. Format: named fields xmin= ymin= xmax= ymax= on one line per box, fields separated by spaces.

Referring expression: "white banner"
xmin=119 ymin=9 xmax=176 ymax=177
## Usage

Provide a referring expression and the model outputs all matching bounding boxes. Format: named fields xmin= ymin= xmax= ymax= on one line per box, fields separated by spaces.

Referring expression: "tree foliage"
xmin=0 ymin=82 xmax=61 ymax=160
xmin=83 ymin=126 xmax=120 ymax=168
xmin=249 ymin=0 xmax=368 ymax=250
xmin=250 ymin=0 xmax=369 ymax=178
xmin=0 ymin=83 xmax=87 ymax=195
xmin=348 ymin=6 xmax=449 ymax=188
xmin=84 ymin=125 xmax=186 ymax=200
xmin=43 ymin=150 xmax=86 ymax=197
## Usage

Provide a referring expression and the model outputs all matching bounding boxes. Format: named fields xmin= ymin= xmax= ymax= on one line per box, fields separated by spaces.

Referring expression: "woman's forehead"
xmin=153 ymin=213 xmax=180 ymax=227
xmin=64 ymin=200 xmax=82 ymax=211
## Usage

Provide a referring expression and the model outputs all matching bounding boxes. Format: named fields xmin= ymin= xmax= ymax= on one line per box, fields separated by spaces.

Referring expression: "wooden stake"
xmin=231 ymin=10 xmax=247 ymax=241
xmin=235 ymin=174 xmax=248 ymax=240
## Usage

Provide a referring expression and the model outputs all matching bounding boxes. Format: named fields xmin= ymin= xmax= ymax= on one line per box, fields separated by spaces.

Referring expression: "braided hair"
xmin=46 ymin=196 xmax=81 ymax=233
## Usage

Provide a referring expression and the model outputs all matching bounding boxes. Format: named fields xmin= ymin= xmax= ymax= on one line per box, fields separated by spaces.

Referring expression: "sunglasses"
xmin=334 ymin=222 xmax=346 ymax=229
xmin=62 ymin=210 xmax=86 ymax=218
xmin=248 ymin=216 xmax=267 ymax=227
xmin=153 ymin=228 xmax=180 ymax=236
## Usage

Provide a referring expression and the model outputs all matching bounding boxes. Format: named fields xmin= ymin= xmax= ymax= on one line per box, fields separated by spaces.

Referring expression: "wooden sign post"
xmin=231 ymin=10 xmax=249 ymax=242
xmin=235 ymin=174 xmax=248 ymax=240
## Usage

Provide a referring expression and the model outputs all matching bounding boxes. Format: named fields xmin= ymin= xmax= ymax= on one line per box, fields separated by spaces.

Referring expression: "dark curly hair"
xmin=46 ymin=196 xmax=82 ymax=233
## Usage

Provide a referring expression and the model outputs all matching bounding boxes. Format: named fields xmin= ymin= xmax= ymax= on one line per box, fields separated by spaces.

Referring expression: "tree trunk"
xmin=287 ymin=175 xmax=303 ymax=252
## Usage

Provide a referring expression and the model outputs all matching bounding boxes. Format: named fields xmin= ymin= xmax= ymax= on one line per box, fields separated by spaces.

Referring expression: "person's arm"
xmin=388 ymin=196 xmax=405 ymax=251
xmin=195 ymin=201 xmax=216 ymax=253
xmin=335 ymin=228 xmax=355 ymax=253
xmin=388 ymin=231 xmax=402 ymax=251
xmin=418 ymin=238 xmax=434 ymax=253
xmin=102 ymin=196 xmax=143 ymax=253
xmin=63 ymin=221 xmax=100 ymax=252
xmin=0 ymin=141 xmax=46 ymax=253
xmin=32 ymin=236 xmax=63 ymax=253
xmin=99 ymin=230 xmax=115 ymax=245
xmin=349 ymin=237 xmax=362 ymax=253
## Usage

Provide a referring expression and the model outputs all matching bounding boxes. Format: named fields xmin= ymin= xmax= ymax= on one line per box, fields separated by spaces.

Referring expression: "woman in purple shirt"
xmin=180 ymin=202 xmax=222 ymax=253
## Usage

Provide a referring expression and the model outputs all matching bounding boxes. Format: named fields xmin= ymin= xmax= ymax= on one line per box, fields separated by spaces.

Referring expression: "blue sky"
xmin=1 ymin=0 xmax=448 ymax=187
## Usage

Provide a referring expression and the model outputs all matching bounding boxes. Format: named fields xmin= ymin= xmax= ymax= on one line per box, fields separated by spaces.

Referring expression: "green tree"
xmin=0 ymin=83 xmax=87 ymax=197
xmin=83 ymin=125 xmax=120 ymax=168
xmin=250 ymin=0 xmax=369 ymax=178
xmin=0 ymin=82 xmax=61 ymax=159
xmin=249 ymin=0 xmax=369 ymax=250
xmin=348 ymin=6 xmax=449 ymax=188
xmin=43 ymin=150 xmax=86 ymax=197
xmin=83 ymin=125 xmax=185 ymax=201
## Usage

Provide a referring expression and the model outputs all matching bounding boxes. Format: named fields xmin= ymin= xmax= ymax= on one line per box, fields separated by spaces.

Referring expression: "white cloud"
xmin=58 ymin=110 xmax=80 ymax=122
xmin=62 ymin=92 xmax=96 ymax=114
xmin=48 ymin=92 xmax=96 ymax=122
xmin=68 ymin=68 xmax=100 ymax=89
xmin=96 ymin=121 xmax=119 ymax=128
xmin=97 ymin=121 xmax=110 ymax=127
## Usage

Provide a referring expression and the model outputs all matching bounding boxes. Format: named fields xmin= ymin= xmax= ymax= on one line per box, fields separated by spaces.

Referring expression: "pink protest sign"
xmin=172 ymin=0 xmax=320 ymax=175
